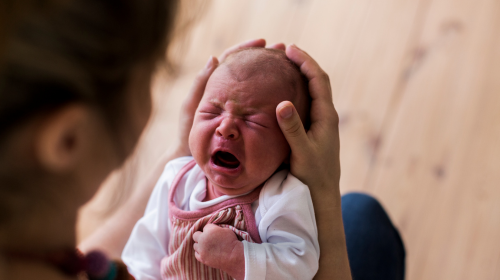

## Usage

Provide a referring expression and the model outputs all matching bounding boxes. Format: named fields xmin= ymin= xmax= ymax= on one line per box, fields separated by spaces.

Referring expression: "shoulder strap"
xmin=168 ymin=160 xmax=197 ymax=219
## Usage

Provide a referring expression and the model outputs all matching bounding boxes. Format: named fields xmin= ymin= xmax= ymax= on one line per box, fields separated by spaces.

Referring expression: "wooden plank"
xmin=366 ymin=0 xmax=500 ymax=278
xmin=311 ymin=0 xmax=427 ymax=193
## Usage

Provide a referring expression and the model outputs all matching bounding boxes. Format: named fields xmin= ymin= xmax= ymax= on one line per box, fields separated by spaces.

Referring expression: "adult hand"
xmin=278 ymin=45 xmax=351 ymax=280
xmin=174 ymin=55 xmax=219 ymax=157
xmin=276 ymin=44 xmax=341 ymax=191
xmin=174 ymin=39 xmax=286 ymax=158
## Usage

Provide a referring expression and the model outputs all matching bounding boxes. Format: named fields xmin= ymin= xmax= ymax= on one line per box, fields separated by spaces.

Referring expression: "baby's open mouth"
xmin=213 ymin=151 xmax=240 ymax=169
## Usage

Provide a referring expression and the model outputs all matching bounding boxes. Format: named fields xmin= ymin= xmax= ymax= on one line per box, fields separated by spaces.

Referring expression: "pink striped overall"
xmin=161 ymin=160 xmax=263 ymax=280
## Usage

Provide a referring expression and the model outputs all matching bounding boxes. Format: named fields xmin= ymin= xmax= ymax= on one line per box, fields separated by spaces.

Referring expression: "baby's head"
xmin=189 ymin=48 xmax=309 ymax=196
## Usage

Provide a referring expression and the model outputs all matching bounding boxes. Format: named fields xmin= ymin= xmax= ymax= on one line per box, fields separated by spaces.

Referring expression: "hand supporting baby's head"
xmin=189 ymin=48 xmax=310 ymax=198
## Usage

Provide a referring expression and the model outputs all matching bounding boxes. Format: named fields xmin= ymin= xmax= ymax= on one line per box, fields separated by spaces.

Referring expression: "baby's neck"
xmin=203 ymin=179 xmax=263 ymax=202
xmin=203 ymin=180 xmax=225 ymax=202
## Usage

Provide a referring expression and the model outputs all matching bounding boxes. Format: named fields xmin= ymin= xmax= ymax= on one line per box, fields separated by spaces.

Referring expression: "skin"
xmin=0 ymin=60 xmax=155 ymax=280
xmin=189 ymin=64 xmax=293 ymax=197
xmin=79 ymin=40 xmax=351 ymax=280
xmin=193 ymin=224 xmax=245 ymax=279
xmin=278 ymin=45 xmax=351 ymax=279
xmin=190 ymin=60 xmax=303 ymax=278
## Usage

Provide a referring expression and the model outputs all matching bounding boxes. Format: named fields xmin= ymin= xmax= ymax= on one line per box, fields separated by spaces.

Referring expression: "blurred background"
xmin=77 ymin=0 xmax=500 ymax=279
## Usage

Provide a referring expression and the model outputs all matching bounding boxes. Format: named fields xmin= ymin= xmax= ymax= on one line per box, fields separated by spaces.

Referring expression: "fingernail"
xmin=205 ymin=56 xmax=214 ymax=69
xmin=279 ymin=106 xmax=293 ymax=119
xmin=247 ymin=38 xmax=265 ymax=44
xmin=290 ymin=44 xmax=298 ymax=49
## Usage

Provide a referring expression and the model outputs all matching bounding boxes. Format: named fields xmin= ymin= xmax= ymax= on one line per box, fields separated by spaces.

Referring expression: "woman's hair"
xmin=0 ymin=0 xmax=179 ymax=223
xmin=0 ymin=0 xmax=178 ymax=137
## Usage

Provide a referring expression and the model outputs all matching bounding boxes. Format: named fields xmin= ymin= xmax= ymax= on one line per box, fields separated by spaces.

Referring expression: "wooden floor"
xmin=78 ymin=0 xmax=500 ymax=279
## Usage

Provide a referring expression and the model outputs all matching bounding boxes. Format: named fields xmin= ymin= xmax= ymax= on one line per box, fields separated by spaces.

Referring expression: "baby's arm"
xmin=122 ymin=157 xmax=192 ymax=280
xmin=193 ymin=224 xmax=245 ymax=280
xmin=193 ymin=171 xmax=319 ymax=280
xmin=245 ymin=171 xmax=320 ymax=279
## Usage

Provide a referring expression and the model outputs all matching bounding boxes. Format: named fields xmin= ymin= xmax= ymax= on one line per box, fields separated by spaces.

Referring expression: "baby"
xmin=122 ymin=48 xmax=319 ymax=280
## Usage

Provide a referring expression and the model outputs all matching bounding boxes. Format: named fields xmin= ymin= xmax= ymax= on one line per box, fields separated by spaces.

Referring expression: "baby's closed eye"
xmin=199 ymin=110 xmax=219 ymax=116
xmin=198 ymin=104 xmax=221 ymax=117
xmin=244 ymin=116 xmax=270 ymax=128
xmin=198 ymin=111 xmax=220 ymax=121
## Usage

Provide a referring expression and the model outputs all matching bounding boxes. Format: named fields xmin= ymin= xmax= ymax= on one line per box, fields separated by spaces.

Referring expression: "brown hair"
xmin=0 ymin=0 xmax=178 ymax=137
xmin=0 ymin=0 xmax=179 ymax=223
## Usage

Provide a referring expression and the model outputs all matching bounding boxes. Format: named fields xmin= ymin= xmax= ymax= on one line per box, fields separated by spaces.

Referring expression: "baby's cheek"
xmin=268 ymin=130 xmax=291 ymax=157
xmin=190 ymin=122 xmax=211 ymax=161
xmin=250 ymin=135 xmax=289 ymax=169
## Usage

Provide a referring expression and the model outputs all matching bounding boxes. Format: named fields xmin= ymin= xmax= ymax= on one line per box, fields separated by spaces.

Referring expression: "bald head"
xmin=220 ymin=48 xmax=310 ymax=127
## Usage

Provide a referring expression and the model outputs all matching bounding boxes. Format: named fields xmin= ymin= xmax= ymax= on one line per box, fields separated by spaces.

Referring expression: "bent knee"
xmin=341 ymin=192 xmax=391 ymax=225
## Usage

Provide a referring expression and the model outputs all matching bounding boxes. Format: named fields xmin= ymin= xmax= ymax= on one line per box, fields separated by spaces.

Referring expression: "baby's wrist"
xmin=222 ymin=240 xmax=245 ymax=280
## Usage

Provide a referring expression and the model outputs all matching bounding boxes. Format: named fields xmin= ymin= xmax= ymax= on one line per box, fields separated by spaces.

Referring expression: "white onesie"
xmin=122 ymin=156 xmax=319 ymax=280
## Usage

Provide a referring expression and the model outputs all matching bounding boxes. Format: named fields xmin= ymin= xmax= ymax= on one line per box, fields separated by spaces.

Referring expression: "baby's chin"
xmin=199 ymin=158 xmax=283 ymax=196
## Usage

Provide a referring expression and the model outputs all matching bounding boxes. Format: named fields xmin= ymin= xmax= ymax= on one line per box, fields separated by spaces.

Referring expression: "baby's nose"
xmin=216 ymin=118 xmax=240 ymax=140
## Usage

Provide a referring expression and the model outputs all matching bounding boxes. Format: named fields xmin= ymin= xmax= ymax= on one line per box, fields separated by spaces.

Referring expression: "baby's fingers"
xmin=194 ymin=250 xmax=204 ymax=264
xmin=203 ymin=223 xmax=220 ymax=232
xmin=192 ymin=231 xmax=202 ymax=243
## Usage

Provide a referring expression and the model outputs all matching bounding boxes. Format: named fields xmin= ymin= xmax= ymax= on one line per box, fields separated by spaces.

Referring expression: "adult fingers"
xmin=268 ymin=43 xmax=286 ymax=51
xmin=285 ymin=44 xmax=337 ymax=125
xmin=184 ymin=56 xmax=219 ymax=113
xmin=219 ymin=38 xmax=266 ymax=62
xmin=285 ymin=44 xmax=332 ymax=103
xmin=177 ymin=56 xmax=219 ymax=156
xmin=276 ymin=101 xmax=309 ymax=154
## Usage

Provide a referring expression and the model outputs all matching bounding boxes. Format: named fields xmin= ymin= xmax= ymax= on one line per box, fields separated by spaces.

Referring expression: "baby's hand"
xmin=192 ymin=224 xmax=245 ymax=280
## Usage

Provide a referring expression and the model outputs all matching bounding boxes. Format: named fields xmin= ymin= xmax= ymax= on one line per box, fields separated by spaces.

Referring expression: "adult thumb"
xmin=276 ymin=101 xmax=309 ymax=152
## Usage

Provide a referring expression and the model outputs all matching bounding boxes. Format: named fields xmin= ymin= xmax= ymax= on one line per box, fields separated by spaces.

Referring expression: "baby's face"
xmin=189 ymin=65 xmax=293 ymax=196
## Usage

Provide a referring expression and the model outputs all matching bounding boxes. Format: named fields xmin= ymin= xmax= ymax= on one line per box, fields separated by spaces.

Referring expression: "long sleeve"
xmin=122 ymin=157 xmax=193 ymax=280
xmin=243 ymin=171 xmax=320 ymax=280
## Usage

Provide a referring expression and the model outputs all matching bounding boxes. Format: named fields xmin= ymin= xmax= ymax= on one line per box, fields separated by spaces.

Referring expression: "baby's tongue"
xmin=218 ymin=152 xmax=239 ymax=165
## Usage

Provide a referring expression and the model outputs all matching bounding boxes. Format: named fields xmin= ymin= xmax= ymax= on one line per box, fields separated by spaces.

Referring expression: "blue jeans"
xmin=342 ymin=193 xmax=406 ymax=280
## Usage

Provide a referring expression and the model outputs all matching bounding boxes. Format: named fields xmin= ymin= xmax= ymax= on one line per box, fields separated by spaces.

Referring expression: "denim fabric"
xmin=342 ymin=193 xmax=406 ymax=280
